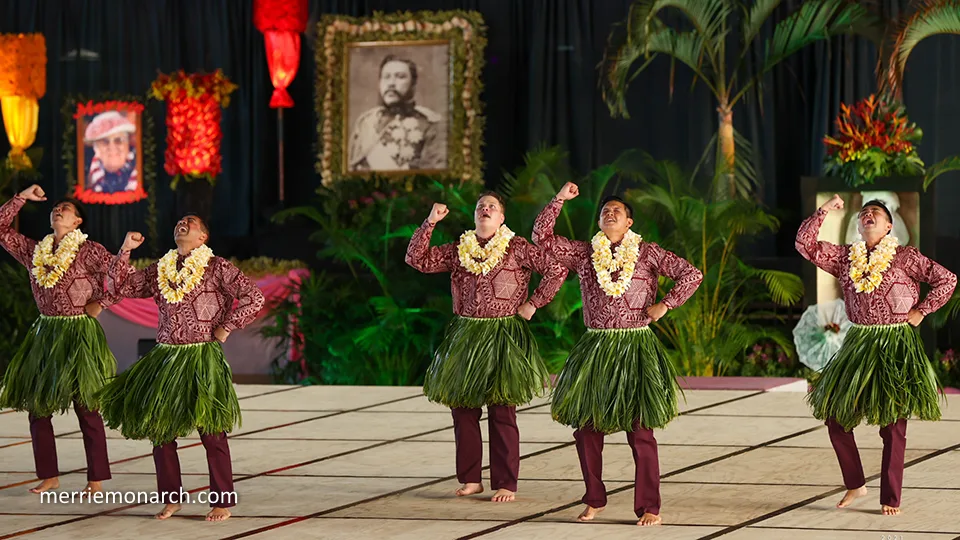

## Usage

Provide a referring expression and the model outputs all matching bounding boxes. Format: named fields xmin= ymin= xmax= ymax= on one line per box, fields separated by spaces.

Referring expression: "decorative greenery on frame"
xmin=315 ymin=10 xmax=486 ymax=187
xmin=61 ymin=94 xmax=159 ymax=254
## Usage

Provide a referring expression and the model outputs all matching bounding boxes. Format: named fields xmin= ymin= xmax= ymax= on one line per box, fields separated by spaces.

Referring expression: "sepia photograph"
xmin=344 ymin=40 xmax=450 ymax=174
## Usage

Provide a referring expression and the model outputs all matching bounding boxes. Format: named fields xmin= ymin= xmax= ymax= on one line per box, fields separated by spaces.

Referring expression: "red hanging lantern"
xmin=254 ymin=0 xmax=308 ymax=108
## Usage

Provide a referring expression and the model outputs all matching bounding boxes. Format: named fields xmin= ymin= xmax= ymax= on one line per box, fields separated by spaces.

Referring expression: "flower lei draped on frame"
xmin=32 ymin=230 xmax=88 ymax=288
xmin=591 ymin=230 xmax=642 ymax=298
xmin=849 ymin=235 xmax=899 ymax=293
xmin=457 ymin=226 xmax=515 ymax=275
xmin=157 ymin=245 xmax=215 ymax=304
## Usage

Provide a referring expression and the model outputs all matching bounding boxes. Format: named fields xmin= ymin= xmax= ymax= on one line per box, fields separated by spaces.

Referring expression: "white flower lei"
xmin=457 ymin=225 xmax=515 ymax=275
xmin=849 ymin=235 xmax=899 ymax=293
xmin=591 ymin=230 xmax=642 ymax=297
xmin=32 ymin=230 xmax=88 ymax=288
xmin=157 ymin=245 xmax=215 ymax=303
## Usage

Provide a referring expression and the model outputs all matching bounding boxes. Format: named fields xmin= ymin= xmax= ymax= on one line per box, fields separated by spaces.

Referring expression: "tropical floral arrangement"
xmin=823 ymin=94 xmax=924 ymax=187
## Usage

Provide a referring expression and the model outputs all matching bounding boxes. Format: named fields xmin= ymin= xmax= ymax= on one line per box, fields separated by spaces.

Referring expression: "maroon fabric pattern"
xmin=405 ymin=221 xmax=567 ymax=316
xmin=796 ymin=209 xmax=957 ymax=324
xmin=532 ymin=197 xmax=702 ymax=329
xmin=108 ymin=251 xmax=265 ymax=344
xmin=0 ymin=196 xmax=122 ymax=315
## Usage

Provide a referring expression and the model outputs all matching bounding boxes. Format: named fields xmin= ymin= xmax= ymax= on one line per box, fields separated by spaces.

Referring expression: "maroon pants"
xmin=153 ymin=432 xmax=235 ymax=508
xmin=29 ymin=402 xmax=111 ymax=481
xmin=575 ymin=420 xmax=660 ymax=517
xmin=451 ymin=406 xmax=520 ymax=492
xmin=827 ymin=418 xmax=908 ymax=507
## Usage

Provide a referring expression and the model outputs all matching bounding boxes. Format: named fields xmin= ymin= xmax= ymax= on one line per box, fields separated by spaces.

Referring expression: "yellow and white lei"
xmin=31 ymin=230 xmax=88 ymax=288
xmin=157 ymin=245 xmax=215 ymax=303
xmin=457 ymin=225 xmax=515 ymax=275
xmin=592 ymin=230 xmax=642 ymax=297
xmin=849 ymin=235 xmax=899 ymax=293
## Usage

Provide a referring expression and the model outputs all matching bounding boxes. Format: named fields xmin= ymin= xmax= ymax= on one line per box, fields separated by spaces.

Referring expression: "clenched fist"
xmin=428 ymin=203 xmax=449 ymax=224
xmin=121 ymin=232 xmax=145 ymax=253
xmin=820 ymin=194 xmax=844 ymax=213
xmin=557 ymin=182 xmax=579 ymax=201
xmin=19 ymin=184 xmax=46 ymax=202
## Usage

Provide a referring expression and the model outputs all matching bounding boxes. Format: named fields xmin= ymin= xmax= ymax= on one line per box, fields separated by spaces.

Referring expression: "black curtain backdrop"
xmin=1 ymin=0 xmax=958 ymax=262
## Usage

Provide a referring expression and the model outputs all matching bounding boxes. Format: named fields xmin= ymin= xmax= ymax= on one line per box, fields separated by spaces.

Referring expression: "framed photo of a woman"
xmin=73 ymin=101 xmax=148 ymax=204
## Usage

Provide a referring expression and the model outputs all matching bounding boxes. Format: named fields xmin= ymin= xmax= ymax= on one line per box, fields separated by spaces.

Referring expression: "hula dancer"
xmin=0 ymin=185 xmax=117 ymax=495
xmin=797 ymin=195 xmax=956 ymax=515
xmin=99 ymin=215 xmax=264 ymax=522
xmin=405 ymin=192 xmax=567 ymax=503
xmin=533 ymin=183 xmax=702 ymax=527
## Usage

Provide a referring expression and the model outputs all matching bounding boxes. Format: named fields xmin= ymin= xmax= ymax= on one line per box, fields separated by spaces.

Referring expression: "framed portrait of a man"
xmin=316 ymin=11 xmax=486 ymax=187
xmin=71 ymin=100 xmax=149 ymax=204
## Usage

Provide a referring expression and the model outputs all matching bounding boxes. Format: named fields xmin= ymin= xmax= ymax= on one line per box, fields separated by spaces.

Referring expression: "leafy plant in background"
xmin=625 ymin=155 xmax=805 ymax=376
xmin=0 ymin=263 xmax=38 ymax=369
xmin=734 ymin=339 xmax=813 ymax=379
xmin=601 ymin=0 xmax=876 ymax=199
xmin=932 ymin=349 xmax=959 ymax=389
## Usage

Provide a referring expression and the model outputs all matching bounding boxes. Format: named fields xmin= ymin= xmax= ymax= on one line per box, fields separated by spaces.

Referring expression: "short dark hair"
xmin=379 ymin=55 xmax=419 ymax=87
xmin=181 ymin=213 xmax=210 ymax=236
xmin=53 ymin=198 xmax=86 ymax=231
xmin=861 ymin=200 xmax=893 ymax=224
xmin=599 ymin=195 xmax=633 ymax=219
xmin=477 ymin=191 xmax=507 ymax=211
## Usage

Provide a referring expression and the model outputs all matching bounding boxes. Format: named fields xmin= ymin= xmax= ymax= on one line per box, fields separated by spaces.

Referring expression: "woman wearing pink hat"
xmin=84 ymin=111 xmax=138 ymax=194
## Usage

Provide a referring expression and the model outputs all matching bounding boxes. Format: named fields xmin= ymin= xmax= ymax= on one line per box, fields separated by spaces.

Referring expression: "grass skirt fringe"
xmin=551 ymin=327 xmax=680 ymax=433
xmin=0 ymin=315 xmax=116 ymax=417
xmin=97 ymin=342 xmax=241 ymax=446
xmin=423 ymin=315 xmax=550 ymax=408
xmin=808 ymin=323 xmax=941 ymax=431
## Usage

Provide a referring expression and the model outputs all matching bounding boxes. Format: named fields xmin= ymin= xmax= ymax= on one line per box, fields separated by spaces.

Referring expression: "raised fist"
xmin=428 ymin=203 xmax=449 ymax=224
xmin=122 ymin=231 xmax=145 ymax=252
xmin=557 ymin=182 xmax=579 ymax=201
xmin=820 ymin=194 xmax=844 ymax=213
xmin=19 ymin=184 xmax=46 ymax=202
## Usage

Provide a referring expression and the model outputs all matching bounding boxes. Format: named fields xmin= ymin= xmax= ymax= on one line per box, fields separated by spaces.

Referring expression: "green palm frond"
xmin=928 ymin=290 xmax=960 ymax=329
xmin=738 ymin=0 xmax=874 ymax=104
xmin=924 ymin=155 xmax=960 ymax=190
xmin=741 ymin=0 xmax=783 ymax=48
xmin=746 ymin=266 xmax=805 ymax=306
xmin=889 ymin=1 xmax=960 ymax=91
xmin=694 ymin=126 xmax=760 ymax=198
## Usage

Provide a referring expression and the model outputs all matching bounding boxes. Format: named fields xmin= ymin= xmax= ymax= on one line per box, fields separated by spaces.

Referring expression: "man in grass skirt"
xmin=797 ymin=195 xmax=956 ymax=516
xmin=0 ymin=185 xmax=118 ymax=495
xmin=406 ymin=191 xmax=567 ymax=503
xmin=98 ymin=215 xmax=264 ymax=522
xmin=533 ymin=183 xmax=702 ymax=527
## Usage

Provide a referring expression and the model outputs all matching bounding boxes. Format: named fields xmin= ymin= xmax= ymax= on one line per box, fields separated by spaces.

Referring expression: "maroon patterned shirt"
xmin=108 ymin=250 xmax=265 ymax=344
xmin=405 ymin=221 xmax=568 ymax=317
xmin=533 ymin=198 xmax=703 ymax=329
xmin=796 ymin=209 xmax=957 ymax=324
xmin=0 ymin=195 xmax=120 ymax=316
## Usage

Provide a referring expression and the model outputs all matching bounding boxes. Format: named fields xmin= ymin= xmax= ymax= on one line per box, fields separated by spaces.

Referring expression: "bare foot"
xmin=882 ymin=505 xmax=901 ymax=516
xmin=455 ymin=482 xmax=484 ymax=497
xmin=637 ymin=512 xmax=662 ymax=526
xmin=491 ymin=488 xmax=515 ymax=502
xmin=206 ymin=507 xmax=231 ymax=522
xmin=836 ymin=486 xmax=868 ymax=508
xmin=576 ymin=505 xmax=604 ymax=522
xmin=155 ymin=503 xmax=181 ymax=520
xmin=83 ymin=481 xmax=103 ymax=494
xmin=29 ymin=478 xmax=59 ymax=494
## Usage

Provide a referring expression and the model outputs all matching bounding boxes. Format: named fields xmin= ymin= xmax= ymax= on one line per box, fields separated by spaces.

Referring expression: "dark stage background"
xmin=1 ymin=0 xmax=958 ymax=266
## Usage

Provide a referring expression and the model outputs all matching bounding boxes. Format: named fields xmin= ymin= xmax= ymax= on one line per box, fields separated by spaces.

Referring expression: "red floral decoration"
xmin=72 ymin=100 xmax=148 ymax=204
xmin=254 ymin=0 xmax=308 ymax=108
xmin=149 ymin=70 xmax=237 ymax=187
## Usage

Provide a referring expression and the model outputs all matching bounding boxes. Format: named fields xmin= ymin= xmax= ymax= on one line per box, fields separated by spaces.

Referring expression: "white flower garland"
xmin=591 ymin=230 xmax=642 ymax=297
xmin=31 ymin=230 xmax=88 ymax=288
xmin=157 ymin=245 xmax=215 ymax=303
xmin=849 ymin=235 xmax=899 ymax=293
xmin=457 ymin=225 xmax=515 ymax=275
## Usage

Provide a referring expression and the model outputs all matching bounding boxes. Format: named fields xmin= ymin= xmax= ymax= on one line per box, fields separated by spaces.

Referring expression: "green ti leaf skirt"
xmin=808 ymin=323 xmax=942 ymax=431
xmin=0 ymin=315 xmax=116 ymax=417
xmin=97 ymin=341 xmax=241 ymax=446
xmin=550 ymin=326 xmax=681 ymax=433
xmin=423 ymin=315 xmax=550 ymax=409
